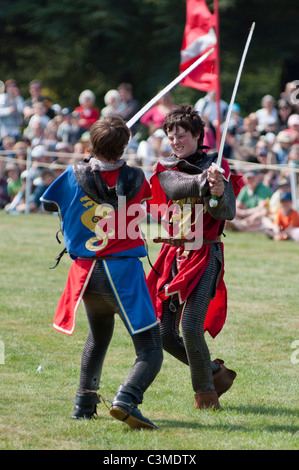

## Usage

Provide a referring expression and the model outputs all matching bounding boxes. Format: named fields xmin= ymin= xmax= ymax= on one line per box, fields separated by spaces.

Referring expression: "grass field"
xmin=0 ymin=211 xmax=298 ymax=450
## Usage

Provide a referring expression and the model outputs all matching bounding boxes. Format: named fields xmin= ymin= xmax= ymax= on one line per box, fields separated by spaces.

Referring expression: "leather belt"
xmin=77 ymin=255 xmax=127 ymax=260
xmin=153 ymin=236 xmax=221 ymax=247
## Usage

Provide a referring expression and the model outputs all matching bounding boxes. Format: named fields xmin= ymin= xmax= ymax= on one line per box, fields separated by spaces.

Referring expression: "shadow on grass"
xmin=226 ymin=404 xmax=299 ymax=417
xmin=155 ymin=404 xmax=299 ymax=434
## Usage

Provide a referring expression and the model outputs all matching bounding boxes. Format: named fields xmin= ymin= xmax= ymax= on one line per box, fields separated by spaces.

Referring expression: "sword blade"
xmin=126 ymin=47 xmax=215 ymax=130
xmin=216 ymin=22 xmax=255 ymax=168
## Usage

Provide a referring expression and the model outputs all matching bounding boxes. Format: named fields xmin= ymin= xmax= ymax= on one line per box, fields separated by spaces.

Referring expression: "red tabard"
xmin=146 ymin=158 xmax=243 ymax=338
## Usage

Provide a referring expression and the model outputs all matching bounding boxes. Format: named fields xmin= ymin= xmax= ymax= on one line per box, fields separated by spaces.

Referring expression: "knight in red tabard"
xmin=147 ymin=105 xmax=243 ymax=410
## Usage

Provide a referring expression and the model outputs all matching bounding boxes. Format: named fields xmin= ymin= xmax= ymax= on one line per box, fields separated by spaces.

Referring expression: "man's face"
xmin=30 ymin=85 xmax=41 ymax=97
xmin=167 ymin=125 xmax=200 ymax=159
xmin=245 ymin=175 xmax=259 ymax=190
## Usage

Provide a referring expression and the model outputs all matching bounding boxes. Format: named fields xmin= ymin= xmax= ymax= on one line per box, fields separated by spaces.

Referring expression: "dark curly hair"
xmin=163 ymin=104 xmax=205 ymax=147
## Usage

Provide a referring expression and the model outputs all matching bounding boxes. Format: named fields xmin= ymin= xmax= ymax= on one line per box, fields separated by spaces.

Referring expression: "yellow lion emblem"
xmin=80 ymin=196 xmax=115 ymax=251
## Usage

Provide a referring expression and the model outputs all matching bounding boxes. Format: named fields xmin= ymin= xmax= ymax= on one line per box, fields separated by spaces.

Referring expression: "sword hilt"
xmin=209 ymin=195 xmax=219 ymax=208
xmin=209 ymin=162 xmax=225 ymax=208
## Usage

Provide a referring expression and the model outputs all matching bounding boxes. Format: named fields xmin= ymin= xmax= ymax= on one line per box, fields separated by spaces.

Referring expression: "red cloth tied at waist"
xmin=146 ymin=243 xmax=227 ymax=338
xmin=53 ymin=258 xmax=96 ymax=335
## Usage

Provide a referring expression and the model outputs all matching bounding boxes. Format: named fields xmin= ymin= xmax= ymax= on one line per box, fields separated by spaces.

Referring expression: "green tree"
xmin=0 ymin=0 xmax=297 ymax=115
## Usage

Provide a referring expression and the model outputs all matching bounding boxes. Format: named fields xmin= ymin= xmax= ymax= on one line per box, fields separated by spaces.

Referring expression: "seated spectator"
xmin=76 ymin=131 xmax=91 ymax=155
xmin=160 ymin=136 xmax=172 ymax=158
xmin=202 ymin=115 xmax=216 ymax=150
xmin=73 ymin=141 xmax=85 ymax=158
xmin=123 ymin=132 xmax=140 ymax=167
xmin=227 ymin=170 xmax=273 ymax=232
xmin=285 ymin=143 xmax=299 ymax=203
xmin=253 ymin=137 xmax=277 ymax=189
xmin=255 ymin=95 xmax=279 ymax=132
xmin=262 ymin=176 xmax=292 ymax=233
xmin=24 ymin=120 xmax=45 ymax=148
xmin=0 ymin=166 xmax=10 ymax=209
xmin=0 ymin=79 xmax=24 ymax=139
xmin=277 ymin=99 xmax=295 ymax=131
xmin=43 ymin=119 xmax=59 ymax=151
xmin=74 ymin=90 xmax=100 ymax=131
xmin=54 ymin=141 xmax=74 ymax=167
xmin=0 ymin=135 xmax=16 ymax=159
xmin=23 ymin=79 xmax=54 ymax=125
xmin=13 ymin=168 xmax=56 ymax=214
xmin=101 ymin=89 xmax=120 ymax=118
xmin=117 ymin=83 xmax=140 ymax=134
xmin=13 ymin=141 xmax=29 ymax=173
xmin=5 ymin=162 xmax=22 ymax=201
xmin=140 ymin=93 xmax=174 ymax=135
xmin=51 ymin=103 xmax=63 ymax=124
xmin=136 ymin=129 xmax=167 ymax=180
xmin=27 ymin=101 xmax=51 ymax=131
xmin=284 ymin=114 xmax=299 ymax=144
xmin=255 ymin=94 xmax=279 ymax=133
xmin=272 ymin=131 xmax=294 ymax=164
xmin=57 ymin=108 xmax=84 ymax=144
xmin=231 ymin=115 xmax=260 ymax=162
xmin=288 ymin=143 xmax=299 ymax=166
xmin=29 ymin=144 xmax=55 ymax=181
xmin=228 ymin=103 xmax=244 ymax=135
xmin=264 ymin=191 xmax=299 ymax=242
xmin=29 ymin=168 xmax=57 ymax=213
xmin=194 ymin=91 xmax=228 ymax=129
xmin=4 ymin=170 xmax=28 ymax=214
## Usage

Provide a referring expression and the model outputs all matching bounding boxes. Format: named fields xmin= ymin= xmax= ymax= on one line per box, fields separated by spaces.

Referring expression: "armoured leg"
xmin=181 ymin=244 xmax=223 ymax=394
xmin=74 ymin=261 xmax=163 ymax=426
xmin=159 ymin=248 xmax=222 ymax=371
xmin=72 ymin=291 xmax=115 ymax=419
xmin=73 ymin=261 xmax=119 ymax=419
xmin=160 ymin=245 xmax=236 ymax=408
xmin=160 ymin=297 xmax=188 ymax=364
xmin=109 ymin=325 xmax=163 ymax=429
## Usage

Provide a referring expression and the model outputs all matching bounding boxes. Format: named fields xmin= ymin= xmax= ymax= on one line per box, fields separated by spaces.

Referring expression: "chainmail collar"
xmin=89 ymin=156 xmax=125 ymax=172
xmin=184 ymin=151 xmax=205 ymax=165
xmin=159 ymin=151 xmax=215 ymax=174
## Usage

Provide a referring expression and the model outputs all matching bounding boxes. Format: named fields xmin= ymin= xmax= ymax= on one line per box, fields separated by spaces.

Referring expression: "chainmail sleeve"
xmin=203 ymin=178 xmax=236 ymax=220
xmin=157 ymin=169 xmax=210 ymax=200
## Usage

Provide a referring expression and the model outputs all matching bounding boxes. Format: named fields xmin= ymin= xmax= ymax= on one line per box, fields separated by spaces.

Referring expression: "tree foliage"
xmin=0 ymin=0 xmax=297 ymax=114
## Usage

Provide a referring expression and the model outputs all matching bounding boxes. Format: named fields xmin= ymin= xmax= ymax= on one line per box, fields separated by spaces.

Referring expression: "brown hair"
xmin=163 ymin=104 xmax=205 ymax=146
xmin=89 ymin=116 xmax=130 ymax=161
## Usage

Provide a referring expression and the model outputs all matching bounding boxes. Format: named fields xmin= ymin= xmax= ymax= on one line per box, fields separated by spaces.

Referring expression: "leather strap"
xmin=153 ymin=236 xmax=221 ymax=247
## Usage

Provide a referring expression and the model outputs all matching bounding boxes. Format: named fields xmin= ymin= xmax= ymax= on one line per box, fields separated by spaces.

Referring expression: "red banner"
xmin=180 ymin=0 xmax=219 ymax=92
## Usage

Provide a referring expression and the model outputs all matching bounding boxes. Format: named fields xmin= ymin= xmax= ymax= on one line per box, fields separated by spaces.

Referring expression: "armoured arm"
xmin=157 ymin=169 xmax=210 ymax=200
xmin=204 ymin=178 xmax=236 ymax=220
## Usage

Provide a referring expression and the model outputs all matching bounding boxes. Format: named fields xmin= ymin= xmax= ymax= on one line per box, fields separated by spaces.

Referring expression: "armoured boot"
xmin=109 ymin=385 xmax=157 ymax=430
xmin=72 ymin=391 xmax=101 ymax=420
xmin=194 ymin=390 xmax=221 ymax=410
xmin=213 ymin=358 xmax=237 ymax=397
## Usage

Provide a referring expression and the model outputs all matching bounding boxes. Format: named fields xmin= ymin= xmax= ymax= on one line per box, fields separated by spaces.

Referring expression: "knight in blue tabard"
xmin=40 ymin=116 xmax=163 ymax=429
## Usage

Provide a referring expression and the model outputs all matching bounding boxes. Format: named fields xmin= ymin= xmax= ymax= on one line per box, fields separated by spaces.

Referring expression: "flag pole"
xmin=214 ymin=0 xmax=221 ymax=150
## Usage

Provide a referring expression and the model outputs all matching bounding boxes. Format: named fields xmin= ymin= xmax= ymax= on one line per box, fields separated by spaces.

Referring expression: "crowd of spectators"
xmin=1 ymin=77 xmax=299 ymax=241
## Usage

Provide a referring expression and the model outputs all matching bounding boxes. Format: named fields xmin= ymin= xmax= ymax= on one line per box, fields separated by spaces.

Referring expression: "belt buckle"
xmin=176 ymin=249 xmax=190 ymax=263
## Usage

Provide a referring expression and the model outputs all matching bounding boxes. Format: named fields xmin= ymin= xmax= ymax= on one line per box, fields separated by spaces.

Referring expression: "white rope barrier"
xmin=1 ymin=150 xmax=299 ymax=172
xmin=1 ymin=148 xmax=298 ymax=214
